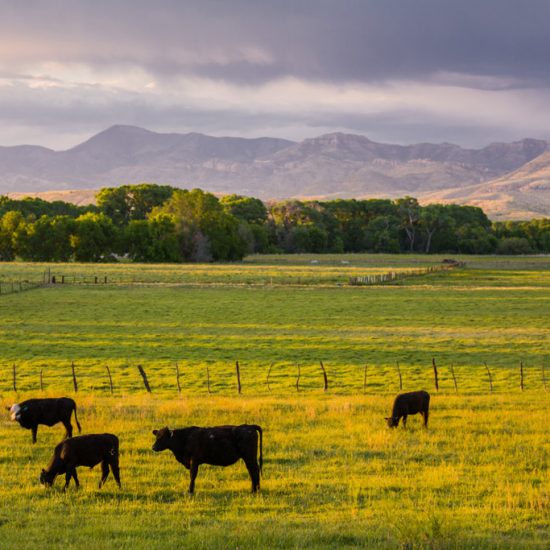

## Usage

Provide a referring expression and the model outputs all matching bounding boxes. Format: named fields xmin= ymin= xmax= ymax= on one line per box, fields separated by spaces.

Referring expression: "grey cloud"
xmin=2 ymin=0 xmax=550 ymax=86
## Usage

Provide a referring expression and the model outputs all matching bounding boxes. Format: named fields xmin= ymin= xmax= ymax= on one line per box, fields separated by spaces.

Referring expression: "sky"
xmin=1 ymin=0 xmax=550 ymax=150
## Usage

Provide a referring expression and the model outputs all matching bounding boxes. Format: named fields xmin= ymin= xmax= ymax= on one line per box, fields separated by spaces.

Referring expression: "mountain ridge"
xmin=1 ymin=125 xmax=549 ymax=219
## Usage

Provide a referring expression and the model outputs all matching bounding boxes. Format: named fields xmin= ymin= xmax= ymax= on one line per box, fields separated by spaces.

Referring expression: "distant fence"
xmin=0 ymin=270 xmax=51 ymax=296
xmin=349 ymin=260 xmax=465 ymax=286
xmin=0 ymin=279 xmax=46 ymax=296
xmin=51 ymin=275 xmax=109 ymax=285
xmin=5 ymin=357 xmax=546 ymax=396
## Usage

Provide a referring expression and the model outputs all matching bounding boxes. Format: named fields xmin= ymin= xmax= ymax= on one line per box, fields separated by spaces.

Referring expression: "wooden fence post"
xmin=137 ymin=364 xmax=152 ymax=393
xmin=266 ymin=362 xmax=274 ymax=392
xmin=206 ymin=365 xmax=212 ymax=394
xmin=175 ymin=362 xmax=181 ymax=394
xmin=12 ymin=364 xmax=16 ymax=392
xmin=363 ymin=364 xmax=368 ymax=394
xmin=396 ymin=362 xmax=403 ymax=391
xmin=449 ymin=363 xmax=458 ymax=393
xmin=432 ymin=357 xmax=439 ymax=392
xmin=235 ymin=361 xmax=242 ymax=394
xmin=40 ymin=369 xmax=44 ymax=392
xmin=319 ymin=361 xmax=328 ymax=391
xmin=106 ymin=365 xmax=114 ymax=395
xmin=520 ymin=361 xmax=524 ymax=391
xmin=296 ymin=364 xmax=301 ymax=392
xmin=71 ymin=361 xmax=78 ymax=392
xmin=484 ymin=362 xmax=493 ymax=393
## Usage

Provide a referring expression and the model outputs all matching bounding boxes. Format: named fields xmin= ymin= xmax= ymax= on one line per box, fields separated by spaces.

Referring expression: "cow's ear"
xmin=152 ymin=430 xmax=158 ymax=435
xmin=5 ymin=406 xmax=10 ymax=411
xmin=41 ymin=468 xmax=46 ymax=474
xmin=384 ymin=417 xmax=390 ymax=420
xmin=169 ymin=429 xmax=174 ymax=438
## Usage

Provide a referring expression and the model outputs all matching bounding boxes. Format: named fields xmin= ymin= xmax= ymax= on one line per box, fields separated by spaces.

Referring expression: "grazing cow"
xmin=386 ymin=390 xmax=430 ymax=428
xmin=7 ymin=397 xmax=82 ymax=443
xmin=152 ymin=424 xmax=263 ymax=494
xmin=40 ymin=433 xmax=121 ymax=491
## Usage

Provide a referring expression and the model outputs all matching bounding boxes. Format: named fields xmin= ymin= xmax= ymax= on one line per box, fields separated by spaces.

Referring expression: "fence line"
xmin=349 ymin=261 xmax=465 ymax=286
xmin=3 ymin=359 xmax=545 ymax=396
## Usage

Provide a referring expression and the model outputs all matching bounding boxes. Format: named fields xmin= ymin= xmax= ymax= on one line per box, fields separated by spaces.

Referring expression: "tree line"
xmin=0 ymin=184 xmax=548 ymax=262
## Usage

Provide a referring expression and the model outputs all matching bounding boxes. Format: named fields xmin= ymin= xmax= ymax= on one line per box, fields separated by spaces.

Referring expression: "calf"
xmin=7 ymin=397 xmax=81 ymax=443
xmin=40 ymin=433 xmax=121 ymax=491
xmin=152 ymin=424 xmax=263 ymax=494
xmin=386 ymin=390 xmax=430 ymax=428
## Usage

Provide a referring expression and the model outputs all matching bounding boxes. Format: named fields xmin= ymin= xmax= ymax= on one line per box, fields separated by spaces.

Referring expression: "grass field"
xmin=0 ymin=254 xmax=548 ymax=548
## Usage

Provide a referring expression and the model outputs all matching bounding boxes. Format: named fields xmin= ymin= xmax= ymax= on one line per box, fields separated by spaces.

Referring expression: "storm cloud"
xmin=1 ymin=0 xmax=549 ymax=148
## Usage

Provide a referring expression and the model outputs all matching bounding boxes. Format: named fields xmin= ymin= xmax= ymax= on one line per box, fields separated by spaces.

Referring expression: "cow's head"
xmin=385 ymin=416 xmax=399 ymax=428
xmin=39 ymin=468 xmax=56 ymax=487
xmin=8 ymin=404 xmax=22 ymax=421
xmin=152 ymin=427 xmax=173 ymax=452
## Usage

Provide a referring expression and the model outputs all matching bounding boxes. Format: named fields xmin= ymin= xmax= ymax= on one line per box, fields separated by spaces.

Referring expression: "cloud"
xmin=0 ymin=0 xmax=549 ymax=147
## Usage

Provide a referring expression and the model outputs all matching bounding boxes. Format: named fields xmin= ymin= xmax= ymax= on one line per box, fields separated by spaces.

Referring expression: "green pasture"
xmin=0 ymin=394 xmax=548 ymax=549
xmin=0 ymin=254 xmax=548 ymax=548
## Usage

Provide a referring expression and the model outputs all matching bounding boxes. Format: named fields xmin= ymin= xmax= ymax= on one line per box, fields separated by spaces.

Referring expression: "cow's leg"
xmin=72 ymin=468 xmax=80 ymax=489
xmin=64 ymin=467 xmax=75 ymax=491
xmin=110 ymin=458 xmax=121 ymax=488
xmin=423 ymin=410 xmax=429 ymax=427
xmin=62 ymin=420 xmax=73 ymax=439
xmin=188 ymin=462 xmax=199 ymax=494
xmin=31 ymin=425 xmax=38 ymax=444
xmin=99 ymin=461 xmax=110 ymax=488
xmin=244 ymin=457 xmax=260 ymax=493
xmin=402 ymin=415 xmax=407 ymax=428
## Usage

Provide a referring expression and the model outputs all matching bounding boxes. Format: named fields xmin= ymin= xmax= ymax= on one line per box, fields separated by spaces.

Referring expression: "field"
xmin=0 ymin=254 xmax=548 ymax=548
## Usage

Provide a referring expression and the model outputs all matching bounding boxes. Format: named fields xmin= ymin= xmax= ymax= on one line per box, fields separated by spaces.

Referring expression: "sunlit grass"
xmin=0 ymin=254 xmax=548 ymax=547
xmin=0 ymin=394 xmax=548 ymax=549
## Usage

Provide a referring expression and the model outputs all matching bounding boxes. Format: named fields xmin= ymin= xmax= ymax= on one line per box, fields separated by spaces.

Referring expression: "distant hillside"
xmin=1 ymin=125 xmax=549 ymax=219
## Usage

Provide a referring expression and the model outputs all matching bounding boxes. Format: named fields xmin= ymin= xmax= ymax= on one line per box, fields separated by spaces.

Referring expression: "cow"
xmin=386 ymin=390 xmax=430 ymax=428
xmin=40 ymin=433 xmax=121 ymax=491
xmin=152 ymin=424 xmax=263 ymax=494
xmin=7 ymin=397 xmax=81 ymax=443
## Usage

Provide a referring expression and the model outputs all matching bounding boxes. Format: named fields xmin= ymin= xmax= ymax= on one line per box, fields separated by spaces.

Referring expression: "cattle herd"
xmin=6 ymin=390 xmax=429 ymax=494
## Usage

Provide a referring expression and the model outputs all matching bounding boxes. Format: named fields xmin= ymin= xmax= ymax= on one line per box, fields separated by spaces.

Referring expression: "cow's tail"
xmin=254 ymin=425 xmax=263 ymax=474
xmin=73 ymin=402 xmax=82 ymax=433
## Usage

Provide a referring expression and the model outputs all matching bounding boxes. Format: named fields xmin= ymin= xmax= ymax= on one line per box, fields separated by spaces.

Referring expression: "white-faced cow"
xmin=152 ymin=424 xmax=263 ymax=494
xmin=386 ymin=390 xmax=430 ymax=428
xmin=7 ymin=397 xmax=82 ymax=443
xmin=40 ymin=433 xmax=121 ymax=491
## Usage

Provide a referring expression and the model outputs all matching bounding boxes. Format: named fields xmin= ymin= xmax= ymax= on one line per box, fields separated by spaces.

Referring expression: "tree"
xmin=419 ymin=204 xmax=455 ymax=253
xmin=96 ymin=184 xmax=176 ymax=225
xmin=153 ymin=189 xmax=247 ymax=261
xmin=124 ymin=215 xmax=181 ymax=262
xmin=395 ymin=197 xmax=420 ymax=252
xmin=0 ymin=211 xmax=25 ymax=260
xmin=18 ymin=215 xmax=75 ymax=261
xmin=70 ymin=213 xmax=118 ymax=262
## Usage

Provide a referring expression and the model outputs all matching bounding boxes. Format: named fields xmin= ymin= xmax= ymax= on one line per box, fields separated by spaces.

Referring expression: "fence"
xmin=5 ymin=358 xmax=546 ymax=396
xmin=0 ymin=279 xmax=46 ymax=296
xmin=349 ymin=261 xmax=465 ymax=286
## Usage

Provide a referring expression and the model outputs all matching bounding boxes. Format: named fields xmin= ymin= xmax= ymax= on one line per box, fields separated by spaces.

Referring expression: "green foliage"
xmin=124 ymin=214 xmax=181 ymax=263
xmin=0 ymin=195 xmax=94 ymax=219
xmin=96 ymin=183 xmax=176 ymax=225
xmin=70 ymin=212 xmax=118 ymax=262
xmin=1 ymin=185 xmax=549 ymax=261
xmin=155 ymin=189 xmax=247 ymax=261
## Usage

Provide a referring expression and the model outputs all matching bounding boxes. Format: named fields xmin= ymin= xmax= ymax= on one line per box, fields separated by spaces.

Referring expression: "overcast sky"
xmin=1 ymin=0 xmax=550 ymax=149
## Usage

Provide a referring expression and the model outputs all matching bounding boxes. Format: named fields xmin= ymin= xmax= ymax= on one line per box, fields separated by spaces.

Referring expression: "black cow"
xmin=152 ymin=424 xmax=263 ymax=494
xmin=386 ymin=390 xmax=430 ymax=428
xmin=40 ymin=433 xmax=121 ymax=491
xmin=7 ymin=397 xmax=82 ymax=443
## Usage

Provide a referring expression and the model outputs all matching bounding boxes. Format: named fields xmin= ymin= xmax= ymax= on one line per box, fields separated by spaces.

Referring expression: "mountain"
xmin=1 ymin=125 xmax=549 ymax=219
